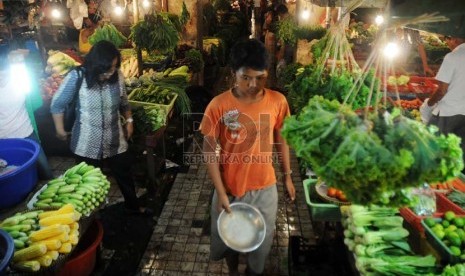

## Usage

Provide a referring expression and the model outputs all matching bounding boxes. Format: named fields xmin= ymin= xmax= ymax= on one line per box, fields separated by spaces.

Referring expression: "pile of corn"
xmin=33 ymin=162 xmax=111 ymax=216
xmin=1 ymin=204 xmax=81 ymax=272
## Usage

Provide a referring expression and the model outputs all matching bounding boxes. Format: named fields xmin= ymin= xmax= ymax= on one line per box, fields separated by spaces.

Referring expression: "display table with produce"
xmin=0 ymin=162 xmax=110 ymax=274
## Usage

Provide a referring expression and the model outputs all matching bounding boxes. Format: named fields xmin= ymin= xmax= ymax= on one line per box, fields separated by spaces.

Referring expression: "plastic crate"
xmin=399 ymin=192 xmax=465 ymax=236
xmin=436 ymin=192 xmax=465 ymax=215
xmin=303 ymin=178 xmax=341 ymax=222
xmin=128 ymin=92 xmax=177 ymax=116
xmin=421 ymin=217 xmax=465 ymax=265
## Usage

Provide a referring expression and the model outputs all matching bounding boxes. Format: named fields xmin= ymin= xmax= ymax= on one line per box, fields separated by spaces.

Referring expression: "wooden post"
xmin=133 ymin=0 xmax=139 ymax=23
xmin=137 ymin=47 xmax=143 ymax=76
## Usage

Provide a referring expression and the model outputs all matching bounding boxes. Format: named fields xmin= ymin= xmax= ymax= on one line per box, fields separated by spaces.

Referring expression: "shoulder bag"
xmin=63 ymin=67 xmax=84 ymax=132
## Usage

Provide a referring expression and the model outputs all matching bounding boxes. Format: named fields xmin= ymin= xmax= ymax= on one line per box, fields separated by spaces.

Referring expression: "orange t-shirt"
xmin=201 ymin=89 xmax=290 ymax=197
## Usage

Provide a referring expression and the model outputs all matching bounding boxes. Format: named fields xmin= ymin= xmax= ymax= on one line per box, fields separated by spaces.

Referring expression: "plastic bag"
xmin=411 ymin=183 xmax=437 ymax=216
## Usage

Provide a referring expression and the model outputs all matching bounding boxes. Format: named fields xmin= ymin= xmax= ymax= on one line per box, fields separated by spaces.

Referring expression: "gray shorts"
xmin=210 ymin=184 xmax=278 ymax=273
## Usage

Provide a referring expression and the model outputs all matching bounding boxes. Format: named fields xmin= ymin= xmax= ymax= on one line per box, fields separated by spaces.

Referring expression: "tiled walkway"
xmin=46 ymin=146 xmax=313 ymax=276
xmin=137 ymin=144 xmax=313 ymax=275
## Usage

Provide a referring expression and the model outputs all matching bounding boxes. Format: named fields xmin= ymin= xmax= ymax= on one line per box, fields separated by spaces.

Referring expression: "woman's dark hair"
xmin=83 ymin=40 xmax=121 ymax=87
xmin=229 ymin=38 xmax=269 ymax=72
xmin=275 ymin=4 xmax=288 ymax=15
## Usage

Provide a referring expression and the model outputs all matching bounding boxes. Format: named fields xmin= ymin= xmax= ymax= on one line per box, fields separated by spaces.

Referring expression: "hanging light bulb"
xmin=301 ymin=6 xmax=310 ymax=20
xmin=142 ymin=0 xmax=150 ymax=8
xmin=383 ymin=42 xmax=400 ymax=59
xmin=375 ymin=14 xmax=384 ymax=25
xmin=114 ymin=5 xmax=123 ymax=15
xmin=51 ymin=8 xmax=61 ymax=19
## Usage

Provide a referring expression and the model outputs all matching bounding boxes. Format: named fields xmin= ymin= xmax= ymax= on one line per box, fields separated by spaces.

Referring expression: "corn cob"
xmin=58 ymin=242 xmax=72 ymax=253
xmin=34 ymin=239 xmax=62 ymax=250
xmin=39 ymin=212 xmax=80 ymax=227
xmin=13 ymin=243 xmax=47 ymax=262
xmin=34 ymin=254 xmax=53 ymax=267
xmin=38 ymin=204 xmax=75 ymax=219
xmin=69 ymin=222 xmax=79 ymax=231
xmin=45 ymin=250 xmax=59 ymax=260
xmin=29 ymin=224 xmax=69 ymax=242
xmin=12 ymin=260 xmax=41 ymax=272
xmin=55 ymin=232 xmax=70 ymax=243
xmin=69 ymin=233 xmax=79 ymax=245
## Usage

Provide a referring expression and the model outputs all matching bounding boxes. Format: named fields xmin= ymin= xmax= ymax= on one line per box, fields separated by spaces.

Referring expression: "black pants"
xmin=75 ymin=151 xmax=140 ymax=210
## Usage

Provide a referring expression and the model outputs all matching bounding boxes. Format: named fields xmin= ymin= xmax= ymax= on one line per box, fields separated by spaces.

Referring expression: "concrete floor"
xmin=46 ymin=149 xmax=314 ymax=276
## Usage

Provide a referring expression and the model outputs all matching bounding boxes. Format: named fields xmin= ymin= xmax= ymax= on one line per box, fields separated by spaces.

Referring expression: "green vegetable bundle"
xmin=130 ymin=85 xmax=175 ymax=105
xmin=282 ymin=96 xmax=463 ymax=206
xmin=342 ymin=205 xmax=438 ymax=275
xmin=130 ymin=13 xmax=179 ymax=54
xmin=88 ymin=23 xmax=127 ymax=48
xmin=133 ymin=106 xmax=167 ymax=134
xmin=287 ymin=64 xmax=379 ymax=114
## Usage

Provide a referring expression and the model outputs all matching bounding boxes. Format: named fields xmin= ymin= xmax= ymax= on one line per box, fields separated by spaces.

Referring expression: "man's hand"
xmin=284 ymin=177 xmax=296 ymax=202
xmin=217 ymin=193 xmax=232 ymax=213
xmin=424 ymin=66 xmax=435 ymax=77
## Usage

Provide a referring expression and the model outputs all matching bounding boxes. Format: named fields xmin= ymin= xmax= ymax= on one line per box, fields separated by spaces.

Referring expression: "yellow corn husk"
xmin=38 ymin=203 xmax=75 ymax=219
xmin=13 ymin=243 xmax=47 ymax=262
xmin=54 ymin=232 xmax=69 ymax=243
xmin=29 ymin=224 xmax=69 ymax=242
xmin=45 ymin=250 xmax=59 ymax=261
xmin=69 ymin=222 xmax=79 ymax=231
xmin=39 ymin=212 xmax=80 ymax=227
xmin=58 ymin=242 xmax=72 ymax=254
xmin=12 ymin=260 xmax=41 ymax=272
xmin=34 ymin=254 xmax=53 ymax=267
xmin=69 ymin=233 xmax=79 ymax=245
xmin=34 ymin=239 xmax=62 ymax=250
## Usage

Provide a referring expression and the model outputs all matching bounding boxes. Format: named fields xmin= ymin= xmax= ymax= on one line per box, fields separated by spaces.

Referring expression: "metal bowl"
xmin=217 ymin=202 xmax=266 ymax=252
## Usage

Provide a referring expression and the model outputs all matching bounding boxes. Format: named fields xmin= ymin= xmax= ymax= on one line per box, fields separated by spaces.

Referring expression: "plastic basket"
xmin=399 ymin=191 xmax=465 ymax=236
xmin=436 ymin=192 xmax=465 ymax=215
xmin=0 ymin=138 xmax=40 ymax=209
xmin=0 ymin=229 xmax=14 ymax=274
xmin=421 ymin=217 xmax=465 ymax=265
xmin=303 ymin=178 xmax=341 ymax=222
xmin=128 ymin=91 xmax=177 ymax=116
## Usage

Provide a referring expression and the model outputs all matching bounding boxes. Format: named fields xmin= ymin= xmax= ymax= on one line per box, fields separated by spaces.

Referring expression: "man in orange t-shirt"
xmin=201 ymin=38 xmax=295 ymax=275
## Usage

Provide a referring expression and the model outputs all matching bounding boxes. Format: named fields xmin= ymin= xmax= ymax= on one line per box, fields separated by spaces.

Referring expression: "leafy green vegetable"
xmin=130 ymin=13 xmax=180 ymax=54
xmin=180 ymin=1 xmax=190 ymax=27
xmin=133 ymin=106 xmax=167 ymax=134
xmin=282 ymin=96 xmax=464 ymax=206
xmin=89 ymin=23 xmax=127 ymax=48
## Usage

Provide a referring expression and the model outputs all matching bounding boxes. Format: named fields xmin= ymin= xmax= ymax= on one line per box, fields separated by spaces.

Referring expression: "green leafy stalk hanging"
xmin=129 ymin=13 xmax=180 ymax=54
xmin=180 ymin=1 xmax=190 ymax=27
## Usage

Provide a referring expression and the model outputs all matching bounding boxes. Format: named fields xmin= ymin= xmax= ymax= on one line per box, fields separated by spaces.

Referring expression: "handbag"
xmin=63 ymin=67 xmax=84 ymax=132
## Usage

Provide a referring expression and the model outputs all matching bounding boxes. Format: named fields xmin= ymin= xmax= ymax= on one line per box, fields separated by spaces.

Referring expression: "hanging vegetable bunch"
xmin=287 ymin=64 xmax=379 ymax=113
xmin=287 ymin=19 xmax=373 ymax=114
xmin=180 ymin=1 xmax=190 ymax=27
xmin=88 ymin=23 xmax=127 ymax=48
xmin=282 ymin=96 xmax=463 ymax=207
xmin=130 ymin=13 xmax=180 ymax=54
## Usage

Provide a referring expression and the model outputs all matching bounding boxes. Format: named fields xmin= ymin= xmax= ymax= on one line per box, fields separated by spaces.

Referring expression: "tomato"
xmin=338 ymin=192 xmax=347 ymax=202
xmin=335 ymin=189 xmax=343 ymax=198
xmin=327 ymin=187 xmax=337 ymax=198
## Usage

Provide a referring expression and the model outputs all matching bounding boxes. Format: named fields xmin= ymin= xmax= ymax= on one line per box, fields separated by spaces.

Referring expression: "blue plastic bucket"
xmin=0 ymin=229 xmax=14 ymax=275
xmin=0 ymin=138 xmax=40 ymax=209
xmin=25 ymin=40 xmax=39 ymax=53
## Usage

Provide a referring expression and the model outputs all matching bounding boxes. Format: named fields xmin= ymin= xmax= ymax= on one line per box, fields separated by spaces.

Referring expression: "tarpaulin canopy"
xmin=390 ymin=0 xmax=465 ymax=38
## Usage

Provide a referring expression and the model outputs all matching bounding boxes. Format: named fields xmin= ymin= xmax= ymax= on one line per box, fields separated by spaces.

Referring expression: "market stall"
xmin=278 ymin=0 xmax=465 ymax=275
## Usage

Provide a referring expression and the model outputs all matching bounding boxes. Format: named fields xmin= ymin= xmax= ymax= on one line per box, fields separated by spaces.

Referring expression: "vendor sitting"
xmin=79 ymin=13 xmax=101 ymax=55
